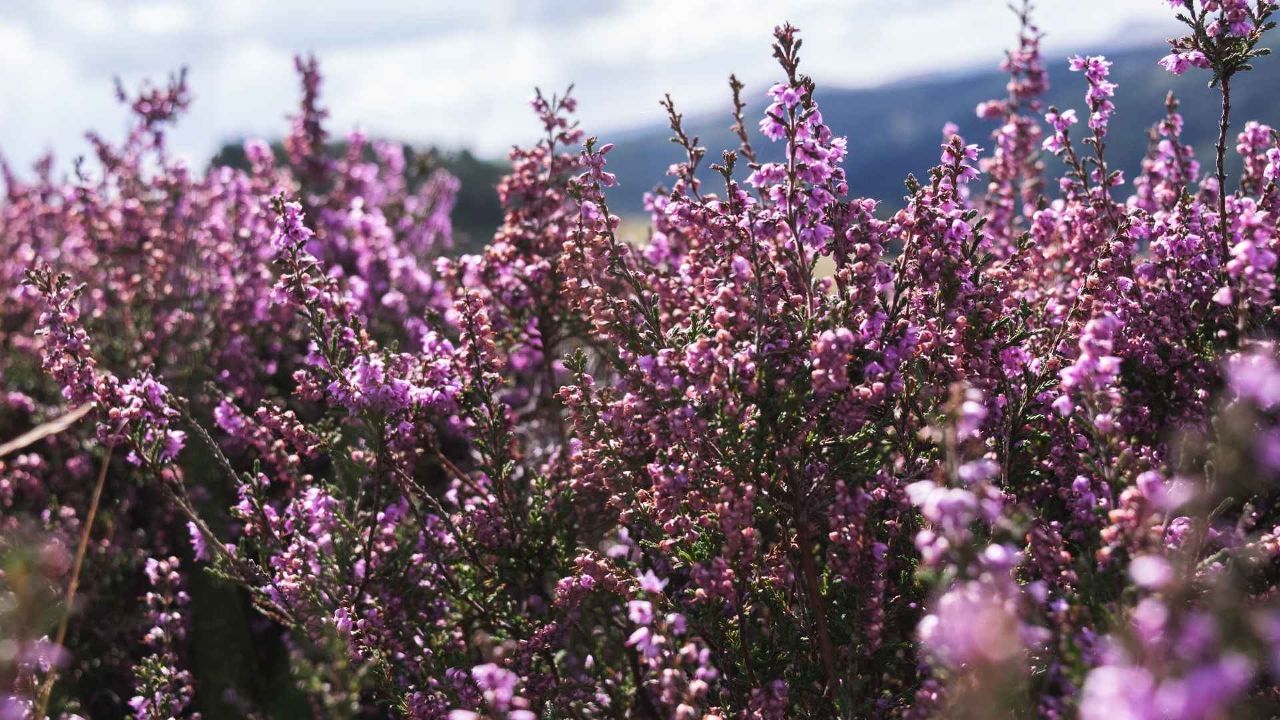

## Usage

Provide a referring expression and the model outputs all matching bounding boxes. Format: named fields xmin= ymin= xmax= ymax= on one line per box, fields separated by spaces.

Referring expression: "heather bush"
xmin=4 ymin=1 xmax=1280 ymax=718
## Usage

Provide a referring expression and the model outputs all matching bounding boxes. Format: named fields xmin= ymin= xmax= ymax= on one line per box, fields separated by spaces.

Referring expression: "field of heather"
xmin=3 ymin=1 xmax=1280 ymax=718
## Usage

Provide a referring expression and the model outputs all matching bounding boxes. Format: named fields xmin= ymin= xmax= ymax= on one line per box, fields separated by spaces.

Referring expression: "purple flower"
xmin=918 ymin=579 xmax=1033 ymax=666
xmin=1226 ymin=347 xmax=1280 ymax=410
xmin=1159 ymin=50 xmax=1210 ymax=75
xmin=1129 ymin=555 xmax=1174 ymax=589
xmin=628 ymin=599 xmax=655 ymax=625
xmin=187 ymin=521 xmax=208 ymax=562
xmin=637 ymin=569 xmax=668 ymax=594
xmin=1080 ymin=665 xmax=1157 ymax=720
xmin=627 ymin=626 xmax=663 ymax=658
xmin=471 ymin=663 xmax=519 ymax=710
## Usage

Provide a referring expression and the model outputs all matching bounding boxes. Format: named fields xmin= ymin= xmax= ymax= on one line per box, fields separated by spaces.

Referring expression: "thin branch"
xmin=1215 ymin=73 xmax=1232 ymax=262
xmin=34 ymin=444 xmax=114 ymax=718
xmin=0 ymin=403 xmax=93 ymax=458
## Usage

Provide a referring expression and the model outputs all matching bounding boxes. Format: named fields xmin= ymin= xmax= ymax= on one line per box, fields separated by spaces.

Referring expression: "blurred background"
xmin=0 ymin=0 xmax=1270 ymax=242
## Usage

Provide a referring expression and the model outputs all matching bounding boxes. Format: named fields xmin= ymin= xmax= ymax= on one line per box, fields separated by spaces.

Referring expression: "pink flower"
xmin=637 ymin=569 xmax=668 ymax=594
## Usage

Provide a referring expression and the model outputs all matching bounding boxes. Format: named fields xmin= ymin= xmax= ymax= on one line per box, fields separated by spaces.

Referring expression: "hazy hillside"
xmin=601 ymin=42 xmax=1280 ymax=214
xmin=212 ymin=42 xmax=1280 ymax=236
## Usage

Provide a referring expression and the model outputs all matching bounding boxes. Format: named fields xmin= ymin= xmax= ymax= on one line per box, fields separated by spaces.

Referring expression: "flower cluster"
xmin=3 ymin=3 xmax=1280 ymax=719
xmin=128 ymin=557 xmax=199 ymax=720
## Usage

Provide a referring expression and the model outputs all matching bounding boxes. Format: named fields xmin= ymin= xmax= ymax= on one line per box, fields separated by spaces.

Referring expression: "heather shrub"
xmin=4 ymin=1 xmax=1280 ymax=718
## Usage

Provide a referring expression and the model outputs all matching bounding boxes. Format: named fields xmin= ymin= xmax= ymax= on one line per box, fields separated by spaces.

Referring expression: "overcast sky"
xmin=0 ymin=1 xmax=1182 ymax=171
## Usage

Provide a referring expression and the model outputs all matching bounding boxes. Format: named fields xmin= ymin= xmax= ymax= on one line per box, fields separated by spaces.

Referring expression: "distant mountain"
xmin=211 ymin=43 xmax=1280 ymax=240
xmin=599 ymin=42 xmax=1280 ymax=214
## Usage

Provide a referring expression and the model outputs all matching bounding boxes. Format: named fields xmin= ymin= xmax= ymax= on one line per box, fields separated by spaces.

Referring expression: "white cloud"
xmin=127 ymin=1 xmax=194 ymax=35
xmin=0 ymin=0 xmax=1183 ymax=172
